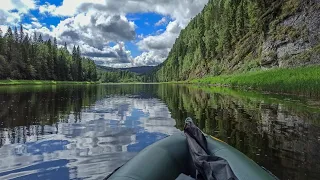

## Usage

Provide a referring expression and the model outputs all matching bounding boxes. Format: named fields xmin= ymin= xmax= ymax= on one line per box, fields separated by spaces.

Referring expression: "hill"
xmin=120 ymin=66 xmax=154 ymax=74
xmin=152 ymin=0 xmax=320 ymax=82
xmin=97 ymin=65 xmax=154 ymax=74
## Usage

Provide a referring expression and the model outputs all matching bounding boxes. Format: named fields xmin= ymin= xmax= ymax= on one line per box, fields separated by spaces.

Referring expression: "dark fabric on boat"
xmin=184 ymin=118 xmax=238 ymax=180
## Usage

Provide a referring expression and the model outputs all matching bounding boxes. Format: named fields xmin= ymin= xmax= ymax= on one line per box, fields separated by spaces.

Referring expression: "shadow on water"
xmin=0 ymin=84 xmax=320 ymax=179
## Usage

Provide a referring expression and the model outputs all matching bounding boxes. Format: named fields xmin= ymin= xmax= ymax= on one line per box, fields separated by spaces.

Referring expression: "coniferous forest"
xmin=152 ymin=0 xmax=319 ymax=82
xmin=0 ymin=25 xmax=97 ymax=81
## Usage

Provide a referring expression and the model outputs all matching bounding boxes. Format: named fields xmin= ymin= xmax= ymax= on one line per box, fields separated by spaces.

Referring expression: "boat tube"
xmin=106 ymin=120 xmax=276 ymax=180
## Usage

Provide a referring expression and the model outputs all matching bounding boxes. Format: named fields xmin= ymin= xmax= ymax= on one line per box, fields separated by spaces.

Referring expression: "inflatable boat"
xmin=106 ymin=120 xmax=277 ymax=180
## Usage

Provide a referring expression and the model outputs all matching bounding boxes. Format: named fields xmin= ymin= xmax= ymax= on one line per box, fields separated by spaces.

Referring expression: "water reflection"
xmin=0 ymin=85 xmax=179 ymax=179
xmin=159 ymin=85 xmax=320 ymax=180
xmin=0 ymin=84 xmax=320 ymax=180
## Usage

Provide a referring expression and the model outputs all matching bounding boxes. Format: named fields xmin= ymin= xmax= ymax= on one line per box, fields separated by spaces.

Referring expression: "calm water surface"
xmin=0 ymin=84 xmax=320 ymax=180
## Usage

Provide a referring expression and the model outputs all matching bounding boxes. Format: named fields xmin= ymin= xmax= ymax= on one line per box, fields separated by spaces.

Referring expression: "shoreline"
xmin=0 ymin=80 xmax=99 ymax=86
xmin=185 ymin=65 xmax=320 ymax=97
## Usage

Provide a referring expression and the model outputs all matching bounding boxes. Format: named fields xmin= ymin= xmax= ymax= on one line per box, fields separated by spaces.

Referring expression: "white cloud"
xmin=155 ymin=17 xmax=167 ymax=26
xmin=133 ymin=20 xmax=182 ymax=66
xmin=39 ymin=3 xmax=57 ymax=14
xmin=1 ymin=0 xmax=208 ymax=67
xmin=85 ymin=42 xmax=134 ymax=67
xmin=51 ymin=11 xmax=136 ymax=49
xmin=31 ymin=21 xmax=42 ymax=28
xmin=22 ymin=23 xmax=33 ymax=29
xmin=133 ymin=50 xmax=168 ymax=66
xmin=0 ymin=0 xmax=36 ymax=13
xmin=0 ymin=10 xmax=20 ymax=24
xmin=0 ymin=25 xmax=8 ymax=35
xmin=42 ymin=0 xmax=208 ymax=26
xmin=15 ymin=9 xmax=136 ymax=68
xmin=138 ymin=21 xmax=181 ymax=51
xmin=39 ymin=0 xmax=105 ymax=17
xmin=0 ymin=0 xmax=37 ymax=26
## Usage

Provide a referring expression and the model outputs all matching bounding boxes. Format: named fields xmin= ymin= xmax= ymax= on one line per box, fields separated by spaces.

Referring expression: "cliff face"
xmin=262 ymin=0 xmax=320 ymax=68
xmin=153 ymin=0 xmax=320 ymax=82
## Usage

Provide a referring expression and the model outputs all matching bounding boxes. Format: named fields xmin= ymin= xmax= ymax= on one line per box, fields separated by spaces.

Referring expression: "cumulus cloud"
xmin=0 ymin=10 xmax=20 ymax=25
xmin=1 ymin=0 xmax=36 ymax=13
xmin=46 ymin=11 xmax=136 ymax=67
xmin=31 ymin=21 xmax=42 ymax=28
xmin=0 ymin=0 xmax=37 ymax=26
xmin=52 ymin=11 xmax=135 ymax=49
xmin=39 ymin=3 xmax=57 ymax=15
xmin=138 ymin=21 xmax=181 ymax=51
xmin=131 ymin=0 xmax=208 ymax=66
xmin=2 ymin=0 xmax=208 ymax=67
xmin=76 ymin=0 xmax=208 ymax=26
xmin=84 ymin=42 xmax=134 ymax=67
xmin=40 ymin=0 xmax=207 ymax=27
xmin=133 ymin=20 xmax=182 ymax=66
xmin=39 ymin=0 xmax=105 ymax=17
xmin=133 ymin=50 xmax=169 ymax=66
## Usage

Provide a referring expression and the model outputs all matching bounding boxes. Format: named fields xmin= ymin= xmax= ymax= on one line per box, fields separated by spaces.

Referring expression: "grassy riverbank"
xmin=189 ymin=65 xmax=320 ymax=96
xmin=0 ymin=80 xmax=99 ymax=86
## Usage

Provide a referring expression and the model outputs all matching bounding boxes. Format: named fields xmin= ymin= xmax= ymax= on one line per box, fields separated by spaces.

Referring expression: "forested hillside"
xmin=96 ymin=65 xmax=142 ymax=83
xmin=0 ymin=25 xmax=97 ymax=81
xmin=120 ymin=66 xmax=154 ymax=74
xmin=97 ymin=65 xmax=154 ymax=83
xmin=98 ymin=70 xmax=142 ymax=83
xmin=153 ymin=0 xmax=320 ymax=82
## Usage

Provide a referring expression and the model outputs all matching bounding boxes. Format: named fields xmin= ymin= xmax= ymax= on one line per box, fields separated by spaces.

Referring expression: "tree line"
xmin=98 ymin=70 xmax=142 ymax=83
xmin=0 ymin=25 xmax=97 ymax=81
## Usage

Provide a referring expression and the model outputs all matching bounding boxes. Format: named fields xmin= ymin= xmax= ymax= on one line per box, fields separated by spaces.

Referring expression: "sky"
xmin=0 ymin=0 xmax=208 ymax=68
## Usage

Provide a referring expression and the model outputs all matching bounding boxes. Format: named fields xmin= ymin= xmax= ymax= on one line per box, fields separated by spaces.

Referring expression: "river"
xmin=0 ymin=84 xmax=319 ymax=180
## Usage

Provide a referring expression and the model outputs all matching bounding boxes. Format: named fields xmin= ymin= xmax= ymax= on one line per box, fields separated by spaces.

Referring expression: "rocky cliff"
xmin=152 ymin=0 xmax=320 ymax=82
xmin=262 ymin=0 xmax=320 ymax=68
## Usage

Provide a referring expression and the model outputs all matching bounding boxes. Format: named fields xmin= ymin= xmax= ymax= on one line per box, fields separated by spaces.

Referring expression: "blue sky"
xmin=0 ymin=0 xmax=208 ymax=67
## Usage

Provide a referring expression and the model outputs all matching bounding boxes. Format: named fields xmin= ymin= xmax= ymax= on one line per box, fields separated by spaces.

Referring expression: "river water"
xmin=0 ymin=84 xmax=319 ymax=180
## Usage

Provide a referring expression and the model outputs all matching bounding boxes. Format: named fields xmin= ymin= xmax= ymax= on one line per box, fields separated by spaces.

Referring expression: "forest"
xmin=1 ymin=0 xmax=314 ymax=85
xmin=98 ymin=71 xmax=142 ymax=83
xmin=152 ymin=0 xmax=302 ymax=82
xmin=0 ymin=25 xmax=97 ymax=81
xmin=0 ymin=24 xmax=151 ymax=83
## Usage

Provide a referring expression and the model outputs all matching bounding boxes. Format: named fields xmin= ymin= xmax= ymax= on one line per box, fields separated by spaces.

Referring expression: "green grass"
xmin=0 ymin=80 xmax=99 ymax=86
xmin=189 ymin=65 xmax=320 ymax=96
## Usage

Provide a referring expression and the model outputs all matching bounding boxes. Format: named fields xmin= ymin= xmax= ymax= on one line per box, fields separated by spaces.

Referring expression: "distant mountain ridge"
xmin=119 ymin=66 xmax=154 ymax=74
xmin=97 ymin=65 xmax=154 ymax=74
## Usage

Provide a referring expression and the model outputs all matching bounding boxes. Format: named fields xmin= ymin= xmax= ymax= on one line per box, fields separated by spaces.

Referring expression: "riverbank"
xmin=189 ymin=65 xmax=320 ymax=96
xmin=0 ymin=80 xmax=99 ymax=86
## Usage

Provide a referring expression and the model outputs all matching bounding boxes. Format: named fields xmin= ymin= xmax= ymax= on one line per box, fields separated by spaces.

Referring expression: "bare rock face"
xmin=261 ymin=0 xmax=320 ymax=68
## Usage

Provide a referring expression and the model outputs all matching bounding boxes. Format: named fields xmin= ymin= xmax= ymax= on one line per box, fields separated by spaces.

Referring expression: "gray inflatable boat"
xmin=106 ymin=131 xmax=276 ymax=180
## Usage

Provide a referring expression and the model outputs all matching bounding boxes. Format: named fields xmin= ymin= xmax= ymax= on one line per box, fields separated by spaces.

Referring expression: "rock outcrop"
xmin=262 ymin=0 xmax=320 ymax=68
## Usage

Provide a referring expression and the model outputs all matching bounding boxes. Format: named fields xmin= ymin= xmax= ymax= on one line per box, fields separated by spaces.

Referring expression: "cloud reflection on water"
xmin=0 ymin=96 xmax=179 ymax=179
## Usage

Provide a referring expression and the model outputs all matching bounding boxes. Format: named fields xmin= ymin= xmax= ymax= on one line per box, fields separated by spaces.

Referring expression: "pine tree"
xmin=5 ymin=27 xmax=14 ymax=63
xmin=14 ymin=27 xmax=19 ymax=44
xmin=71 ymin=45 xmax=78 ymax=80
xmin=19 ymin=24 xmax=24 ymax=43
xmin=0 ymin=27 xmax=5 ymax=56
xmin=53 ymin=37 xmax=58 ymax=80
xmin=38 ymin=34 xmax=43 ymax=43
xmin=46 ymin=38 xmax=53 ymax=79
xmin=76 ymin=46 xmax=82 ymax=81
